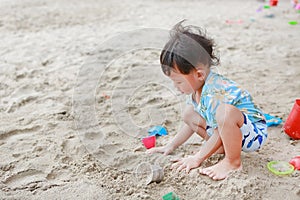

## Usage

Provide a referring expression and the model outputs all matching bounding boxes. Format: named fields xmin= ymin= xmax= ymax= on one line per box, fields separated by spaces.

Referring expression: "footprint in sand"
xmin=93 ymin=143 xmax=125 ymax=167
xmin=3 ymin=169 xmax=46 ymax=189
xmin=4 ymin=85 xmax=41 ymax=113
xmin=0 ymin=125 xmax=41 ymax=141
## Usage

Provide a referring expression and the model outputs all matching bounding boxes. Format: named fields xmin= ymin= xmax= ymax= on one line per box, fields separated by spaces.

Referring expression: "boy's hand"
xmin=170 ymin=155 xmax=201 ymax=173
xmin=145 ymin=145 xmax=174 ymax=155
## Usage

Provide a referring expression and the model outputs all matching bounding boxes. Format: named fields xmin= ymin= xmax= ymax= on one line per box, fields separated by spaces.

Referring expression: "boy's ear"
xmin=195 ymin=68 xmax=206 ymax=81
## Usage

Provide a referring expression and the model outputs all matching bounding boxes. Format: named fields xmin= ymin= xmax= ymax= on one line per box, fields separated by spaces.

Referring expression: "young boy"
xmin=147 ymin=21 xmax=267 ymax=180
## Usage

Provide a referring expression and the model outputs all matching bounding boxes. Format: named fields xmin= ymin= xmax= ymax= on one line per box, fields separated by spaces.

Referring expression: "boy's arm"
xmin=194 ymin=130 xmax=222 ymax=163
xmin=167 ymin=123 xmax=194 ymax=150
xmin=146 ymin=123 xmax=194 ymax=155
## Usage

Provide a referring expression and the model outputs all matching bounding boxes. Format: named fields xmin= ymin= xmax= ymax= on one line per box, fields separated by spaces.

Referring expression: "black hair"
xmin=160 ymin=20 xmax=219 ymax=76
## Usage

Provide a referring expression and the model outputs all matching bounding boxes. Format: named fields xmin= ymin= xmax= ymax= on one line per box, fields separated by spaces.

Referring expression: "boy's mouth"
xmin=176 ymin=88 xmax=183 ymax=94
xmin=177 ymin=89 xmax=184 ymax=95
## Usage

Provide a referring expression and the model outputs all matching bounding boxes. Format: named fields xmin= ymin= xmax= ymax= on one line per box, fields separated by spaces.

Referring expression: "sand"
xmin=0 ymin=0 xmax=300 ymax=199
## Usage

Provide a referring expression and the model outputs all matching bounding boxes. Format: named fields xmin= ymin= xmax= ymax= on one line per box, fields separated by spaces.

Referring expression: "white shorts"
xmin=206 ymin=113 xmax=268 ymax=152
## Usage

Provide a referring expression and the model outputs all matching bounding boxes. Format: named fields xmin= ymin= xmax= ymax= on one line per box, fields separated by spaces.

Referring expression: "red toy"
xmin=270 ymin=0 xmax=278 ymax=6
xmin=289 ymin=156 xmax=300 ymax=170
xmin=283 ymin=99 xmax=300 ymax=140
xmin=142 ymin=136 xmax=156 ymax=149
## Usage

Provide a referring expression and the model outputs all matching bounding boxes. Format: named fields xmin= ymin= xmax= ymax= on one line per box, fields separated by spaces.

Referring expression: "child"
xmin=147 ymin=21 xmax=267 ymax=180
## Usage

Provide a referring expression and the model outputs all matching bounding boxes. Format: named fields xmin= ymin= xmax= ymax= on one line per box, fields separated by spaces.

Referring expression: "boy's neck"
xmin=193 ymin=88 xmax=202 ymax=104
xmin=193 ymin=69 xmax=211 ymax=104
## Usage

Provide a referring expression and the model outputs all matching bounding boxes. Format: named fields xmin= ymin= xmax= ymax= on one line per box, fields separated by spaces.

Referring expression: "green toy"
xmin=267 ymin=161 xmax=295 ymax=175
xmin=288 ymin=21 xmax=298 ymax=25
xmin=162 ymin=192 xmax=180 ymax=200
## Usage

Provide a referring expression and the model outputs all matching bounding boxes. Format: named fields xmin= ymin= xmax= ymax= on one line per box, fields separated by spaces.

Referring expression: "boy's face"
xmin=169 ymin=68 xmax=202 ymax=95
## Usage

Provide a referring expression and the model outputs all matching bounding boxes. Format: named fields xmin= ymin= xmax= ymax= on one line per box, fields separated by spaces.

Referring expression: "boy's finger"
xmin=186 ymin=166 xmax=191 ymax=174
xmin=170 ymin=161 xmax=180 ymax=170
xmin=145 ymin=149 xmax=154 ymax=154
xmin=164 ymin=149 xmax=172 ymax=155
xmin=146 ymin=148 xmax=161 ymax=154
xmin=170 ymin=162 xmax=176 ymax=170
xmin=176 ymin=164 xmax=185 ymax=173
xmin=170 ymin=157 xmax=181 ymax=162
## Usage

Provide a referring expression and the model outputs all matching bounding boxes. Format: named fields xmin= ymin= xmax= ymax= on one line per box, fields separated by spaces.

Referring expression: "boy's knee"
xmin=216 ymin=104 xmax=243 ymax=126
xmin=183 ymin=106 xmax=195 ymax=125
xmin=216 ymin=104 xmax=227 ymax=124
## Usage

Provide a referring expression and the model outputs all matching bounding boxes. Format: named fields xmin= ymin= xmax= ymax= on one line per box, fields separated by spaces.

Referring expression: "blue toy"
xmin=263 ymin=113 xmax=282 ymax=127
xmin=148 ymin=126 xmax=168 ymax=136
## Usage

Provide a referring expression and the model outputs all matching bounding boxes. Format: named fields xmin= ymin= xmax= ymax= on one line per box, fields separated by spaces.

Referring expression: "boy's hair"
xmin=160 ymin=20 xmax=219 ymax=76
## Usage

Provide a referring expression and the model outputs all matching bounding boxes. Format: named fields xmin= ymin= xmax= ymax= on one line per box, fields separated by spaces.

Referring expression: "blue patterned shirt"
xmin=187 ymin=71 xmax=265 ymax=129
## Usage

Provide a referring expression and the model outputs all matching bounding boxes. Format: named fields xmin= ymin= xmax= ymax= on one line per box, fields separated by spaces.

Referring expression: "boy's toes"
xmin=199 ymin=168 xmax=205 ymax=174
xmin=206 ymin=170 xmax=215 ymax=177
xmin=202 ymin=167 xmax=211 ymax=175
xmin=212 ymin=173 xmax=226 ymax=180
xmin=199 ymin=167 xmax=212 ymax=176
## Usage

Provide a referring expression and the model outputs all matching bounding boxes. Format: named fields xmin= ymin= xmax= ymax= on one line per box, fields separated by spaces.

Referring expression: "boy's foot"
xmin=199 ymin=158 xmax=242 ymax=180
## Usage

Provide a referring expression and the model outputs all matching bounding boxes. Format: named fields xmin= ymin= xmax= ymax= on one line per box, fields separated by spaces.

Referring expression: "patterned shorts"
xmin=206 ymin=113 xmax=268 ymax=152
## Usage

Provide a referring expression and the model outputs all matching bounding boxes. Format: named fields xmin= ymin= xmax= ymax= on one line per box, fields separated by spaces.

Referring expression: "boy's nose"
xmin=175 ymin=87 xmax=182 ymax=93
xmin=173 ymin=83 xmax=178 ymax=89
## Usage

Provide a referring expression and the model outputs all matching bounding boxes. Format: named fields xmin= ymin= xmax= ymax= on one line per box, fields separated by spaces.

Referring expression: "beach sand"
xmin=0 ymin=0 xmax=300 ymax=199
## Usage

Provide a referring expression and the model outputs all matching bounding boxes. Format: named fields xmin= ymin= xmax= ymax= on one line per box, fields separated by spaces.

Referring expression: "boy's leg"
xmin=183 ymin=105 xmax=207 ymax=139
xmin=183 ymin=105 xmax=224 ymax=154
xmin=199 ymin=103 xmax=244 ymax=180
